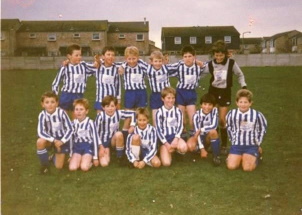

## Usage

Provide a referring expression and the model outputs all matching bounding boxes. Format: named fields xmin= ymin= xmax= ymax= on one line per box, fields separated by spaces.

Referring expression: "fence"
xmin=1 ymin=54 xmax=302 ymax=70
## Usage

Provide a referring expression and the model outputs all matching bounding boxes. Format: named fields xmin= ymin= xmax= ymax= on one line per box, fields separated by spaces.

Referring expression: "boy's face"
xmin=163 ymin=55 xmax=170 ymax=64
xmin=214 ymin=52 xmax=226 ymax=64
xmin=103 ymin=51 xmax=115 ymax=67
xmin=41 ymin=97 xmax=58 ymax=114
xmin=201 ymin=102 xmax=214 ymax=114
xmin=126 ymin=54 xmax=139 ymax=68
xmin=183 ymin=52 xmax=195 ymax=67
xmin=103 ymin=101 xmax=117 ymax=116
xmin=74 ymin=104 xmax=88 ymax=121
xmin=162 ymin=93 xmax=175 ymax=109
xmin=236 ymin=97 xmax=252 ymax=113
xmin=151 ymin=58 xmax=163 ymax=70
xmin=137 ymin=114 xmax=148 ymax=130
xmin=68 ymin=49 xmax=82 ymax=65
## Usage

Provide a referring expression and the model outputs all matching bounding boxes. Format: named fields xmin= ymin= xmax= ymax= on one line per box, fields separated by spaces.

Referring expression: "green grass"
xmin=1 ymin=67 xmax=302 ymax=215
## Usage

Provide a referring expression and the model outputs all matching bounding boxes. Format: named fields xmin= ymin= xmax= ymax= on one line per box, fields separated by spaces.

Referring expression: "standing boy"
xmin=36 ymin=91 xmax=73 ymax=174
xmin=156 ymin=87 xmax=187 ymax=166
xmin=187 ymin=93 xmax=221 ymax=166
xmin=226 ymin=89 xmax=267 ymax=171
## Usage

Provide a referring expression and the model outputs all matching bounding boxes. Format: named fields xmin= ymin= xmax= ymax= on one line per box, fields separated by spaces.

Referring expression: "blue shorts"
xmin=124 ymin=89 xmax=147 ymax=109
xmin=72 ymin=142 xmax=93 ymax=155
xmin=176 ymin=88 xmax=197 ymax=106
xmin=150 ymin=92 xmax=163 ymax=109
xmin=59 ymin=92 xmax=83 ymax=111
xmin=53 ymin=142 xmax=70 ymax=154
xmin=165 ymin=134 xmax=176 ymax=144
xmin=94 ymin=101 xmax=103 ymax=111
xmin=229 ymin=145 xmax=259 ymax=157
xmin=102 ymin=137 xmax=112 ymax=148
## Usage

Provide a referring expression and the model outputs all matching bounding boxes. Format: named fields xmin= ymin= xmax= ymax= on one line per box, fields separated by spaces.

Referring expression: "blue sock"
xmin=116 ymin=146 xmax=124 ymax=158
xmin=211 ymin=138 xmax=220 ymax=157
xmin=37 ymin=149 xmax=49 ymax=166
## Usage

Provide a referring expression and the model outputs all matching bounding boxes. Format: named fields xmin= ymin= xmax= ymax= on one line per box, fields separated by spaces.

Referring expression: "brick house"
xmin=0 ymin=19 xmax=21 ymax=56
xmin=161 ymin=26 xmax=240 ymax=55
xmin=240 ymin=37 xmax=262 ymax=54
xmin=290 ymin=32 xmax=302 ymax=53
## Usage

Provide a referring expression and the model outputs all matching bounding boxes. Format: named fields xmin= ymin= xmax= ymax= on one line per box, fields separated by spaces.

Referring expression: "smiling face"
xmin=68 ymin=49 xmax=82 ymax=65
xmin=162 ymin=93 xmax=175 ymax=109
xmin=126 ymin=54 xmax=139 ymax=68
xmin=74 ymin=104 xmax=88 ymax=121
xmin=103 ymin=101 xmax=117 ymax=116
xmin=236 ymin=97 xmax=252 ymax=113
xmin=201 ymin=102 xmax=214 ymax=115
xmin=137 ymin=114 xmax=148 ymax=130
xmin=151 ymin=57 xmax=163 ymax=70
xmin=182 ymin=52 xmax=195 ymax=67
xmin=214 ymin=52 xmax=226 ymax=64
xmin=103 ymin=50 xmax=115 ymax=67
xmin=41 ymin=97 xmax=58 ymax=114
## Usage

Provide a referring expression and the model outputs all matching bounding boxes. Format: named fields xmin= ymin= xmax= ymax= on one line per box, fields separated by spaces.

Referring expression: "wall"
xmin=1 ymin=54 xmax=302 ymax=70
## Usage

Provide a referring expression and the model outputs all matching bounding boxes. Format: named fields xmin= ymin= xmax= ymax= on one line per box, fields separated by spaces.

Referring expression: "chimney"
xmin=144 ymin=17 xmax=146 ymax=25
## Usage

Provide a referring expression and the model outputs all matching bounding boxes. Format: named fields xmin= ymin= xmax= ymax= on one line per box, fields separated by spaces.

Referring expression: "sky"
xmin=1 ymin=0 xmax=302 ymax=48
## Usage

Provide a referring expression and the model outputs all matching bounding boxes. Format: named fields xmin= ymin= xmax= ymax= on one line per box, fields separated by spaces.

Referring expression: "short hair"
xmin=136 ymin=107 xmax=150 ymax=119
xmin=149 ymin=50 xmax=164 ymax=61
xmin=124 ymin=46 xmax=139 ymax=57
xmin=200 ymin=93 xmax=216 ymax=106
xmin=181 ymin=45 xmax=196 ymax=56
xmin=161 ymin=87 xmax=176 ymax=98
xmin=102 ymin=46 xmax=116 ymax=55
xmin=41 ymin=91 xmax=58 ymax=102
xmin=211 ymin=40 xmax=228 ymax=56
xmin=66 ymin=44 xmax=81 ymax=55
xmin=236 ymin=89 xmax=253 ymax=102
xmin=73 ymin=98 xmax=89 ymax=110
xmin=102 ymin=95 xmax=118 ymax=106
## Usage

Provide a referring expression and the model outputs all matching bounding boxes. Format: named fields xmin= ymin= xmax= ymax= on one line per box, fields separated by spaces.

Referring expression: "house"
xmin=240 ymin=37 xmax=262 ymax=54
xmin=161 ymin=26 xmax=240 ymax=55
xmin=107 ymin=20 xmax=150 ymax=56
xmin=289 ymin=32 xmax=302 ymax=53
xmin=15 ymin=20 xmax=108 ymax=56
xmin=0 ymin=19 xmax=21 ymax=56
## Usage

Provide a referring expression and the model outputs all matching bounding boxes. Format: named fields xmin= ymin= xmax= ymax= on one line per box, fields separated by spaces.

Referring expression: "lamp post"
xmin=242 ymin=31 xmax=251 ymax=54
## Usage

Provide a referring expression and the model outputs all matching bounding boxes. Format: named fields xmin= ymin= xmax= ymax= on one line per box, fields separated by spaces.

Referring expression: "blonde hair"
xmin=236 ymin=89 xmax=253 ymax=102
xmin=161 ymin=87 xmax=176 ymax=98
xmin=124 ymin=46 xmax=139 ymax=57
xmin=136 ymin=107 xmax=150 ymax=119
xmin=73 ymin=98 xmax=89 ymax=110
xmin=149 ymin=50 xmax=164 ymax=61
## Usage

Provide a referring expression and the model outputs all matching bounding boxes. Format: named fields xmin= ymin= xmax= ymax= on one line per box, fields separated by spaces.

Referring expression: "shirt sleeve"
xmin=52 ymin=67 xmax=65 ymax=95
xmin=37 ymin=112 xmax=55 ymax=142
xmin=233 ymin=61 xmax=247 ymax=87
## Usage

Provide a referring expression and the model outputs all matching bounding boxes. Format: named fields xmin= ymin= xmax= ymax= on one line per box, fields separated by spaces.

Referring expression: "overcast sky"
xmin=1 ymin=0 xmax=301 ymax=48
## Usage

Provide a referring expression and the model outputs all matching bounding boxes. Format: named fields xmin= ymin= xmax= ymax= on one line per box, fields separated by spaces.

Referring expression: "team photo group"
xmin=36 ymin=40 xmax=267 ymax=175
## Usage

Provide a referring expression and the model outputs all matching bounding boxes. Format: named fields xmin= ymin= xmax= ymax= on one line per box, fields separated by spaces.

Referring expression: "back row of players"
xmin=37 ymin=41 xmax=267 ymax=174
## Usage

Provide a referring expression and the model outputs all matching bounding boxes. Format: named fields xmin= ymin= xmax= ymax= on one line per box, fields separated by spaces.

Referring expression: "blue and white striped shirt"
xmin=126 ymin=124 xmax=158 ymax=163
xmin=193 ymin=107 xmax=219 ymax=148
xmin=95 ymin=63 xmax=121 ymax=102
xmin=37 ymin=107 xmax=73 ymax=144
xmin=70 ymin=117 xmax=99 ymax=159
xmin=168 ymin=61 xmax=204 ymax=90
xmin=95 ymin=110 xmax=136 ymax=144
xmin=226 ymin=108 xmax=267 ymax=146
xmin=156 ymin=106 xmax=183 ymax=144
xmin=52 ymin=62 xmax=96 ymax=95
xmin=146 ymin=64 xmax=171 ymax=93
xmin=123 ymin=61 xmax=148 ymax=90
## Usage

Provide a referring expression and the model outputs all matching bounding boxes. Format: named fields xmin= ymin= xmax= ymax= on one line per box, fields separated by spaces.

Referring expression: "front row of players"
xmin=37 ymin=87 xmax=267 ymax=174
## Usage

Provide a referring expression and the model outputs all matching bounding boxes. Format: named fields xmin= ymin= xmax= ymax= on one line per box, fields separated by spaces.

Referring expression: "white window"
xmin=224 ymin=36 xmax=231 ymax=43
xmin=92 ymin=33 xmax=100 ymax=40
xmin=174 ymin=37 xmax=181 ymax=44
xmin=136 ymin=34 xmax=144 ymax=41
xmin=119 ymin=34 xmax=125 ymax=39
xmin=48 ymin=33 xmax=56 ymax=41
xmin=270 ymin=40 xmax=274 ymax=48
xmin=73 ymin=33 xmax=80 ymax=38
xmin=205 ymin=36 xmax=212 ymax=44
xmin=190 ymin=37 xmax=197 ymax=44
xmin=29 ymin=33 xmax=36 ymax=39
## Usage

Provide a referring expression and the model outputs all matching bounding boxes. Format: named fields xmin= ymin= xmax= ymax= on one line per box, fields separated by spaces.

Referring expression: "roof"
xmin=241 ymin=37 xmax=262 ymax=44
xmin=17 ymin=20 xmax=108 ymax=32
xmin=108 ymin=21 xmax=149 ymax=33
xmin=1 ymin=19 xmax=21 ymax=30
xmin=270 ymin=30 xmax=301 ymax=40
xmin=162 ymin=26 xmax=240 ymax=37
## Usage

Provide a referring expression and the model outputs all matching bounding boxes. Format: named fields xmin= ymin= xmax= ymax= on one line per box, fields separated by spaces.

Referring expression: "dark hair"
xmin=66 ymin=44 xmax=81 ymax=55
xmin=211 ymin=40 xmax=228 ymax=56
xmin=181 ymin=45 xmax=196 ymax=56
xmin=102 ymin=95 xmax=117 ymax=106
xmin=41 ymin=91 xmax=58 ymax=102
xmin=102 ymin=46 xmax=116 ymax=55
xmin=136 ymin=107 xmax=150 ymax=119
xmin=200 ymin=93 xmax=216 ymax=106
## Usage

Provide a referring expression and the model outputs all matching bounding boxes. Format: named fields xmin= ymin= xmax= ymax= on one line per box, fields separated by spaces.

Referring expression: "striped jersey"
xmin=126 ymin=124 xmax=158 ymax=163
xmin=146 ymin=64 xmax=171 ymax=93
xmin=156 ymin=105 xmax=183 ymax=144
xmin=193 ymin=107 xmax=219 ymax=148
xmin=123 ymin=60 xmax=148 ymax=90
xmin=37 ymin=107 xmax=73 ymax=143
xmin=95 ymin=110 xmax=136 ymax=144
xmin=168 ymin=61 xmax=204 ymax=90
xmin=71 ymin=117 xmax=99 ymax=159
xmin=95 ymin=63 xmax=121 ymax=102
xmin=226 ymin=108 xmax=267 ymax=146
xmin=52 ymin=62 xmax=96 ymax=94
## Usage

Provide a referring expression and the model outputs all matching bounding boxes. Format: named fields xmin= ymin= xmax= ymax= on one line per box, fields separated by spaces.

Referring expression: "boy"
xmin=69 ymin=99 xmax=99 ymax=172
xmin=95 ymin=95 xmax=136 ymax=167
xmin=156 ymin=87 xmax=187 ymax=166
xmin=169 ymin=45 xmax=205 ymax=139
xmin=187 ymin=93 xmax=221 ymax=166
xmin=126 ymin=108 xmax=161 ymax=169
xmin=203 ymin=40 xmax=247 ymax=155
xmin=226 ymin=89 xmax=267 ymax=171
xmin=36 ymin=91 xmax=73 ymax=174
xmin=52 ymin=44 xmax=97 ymax=114
xmin=94 ymin=46 xmax=122 ymax=113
